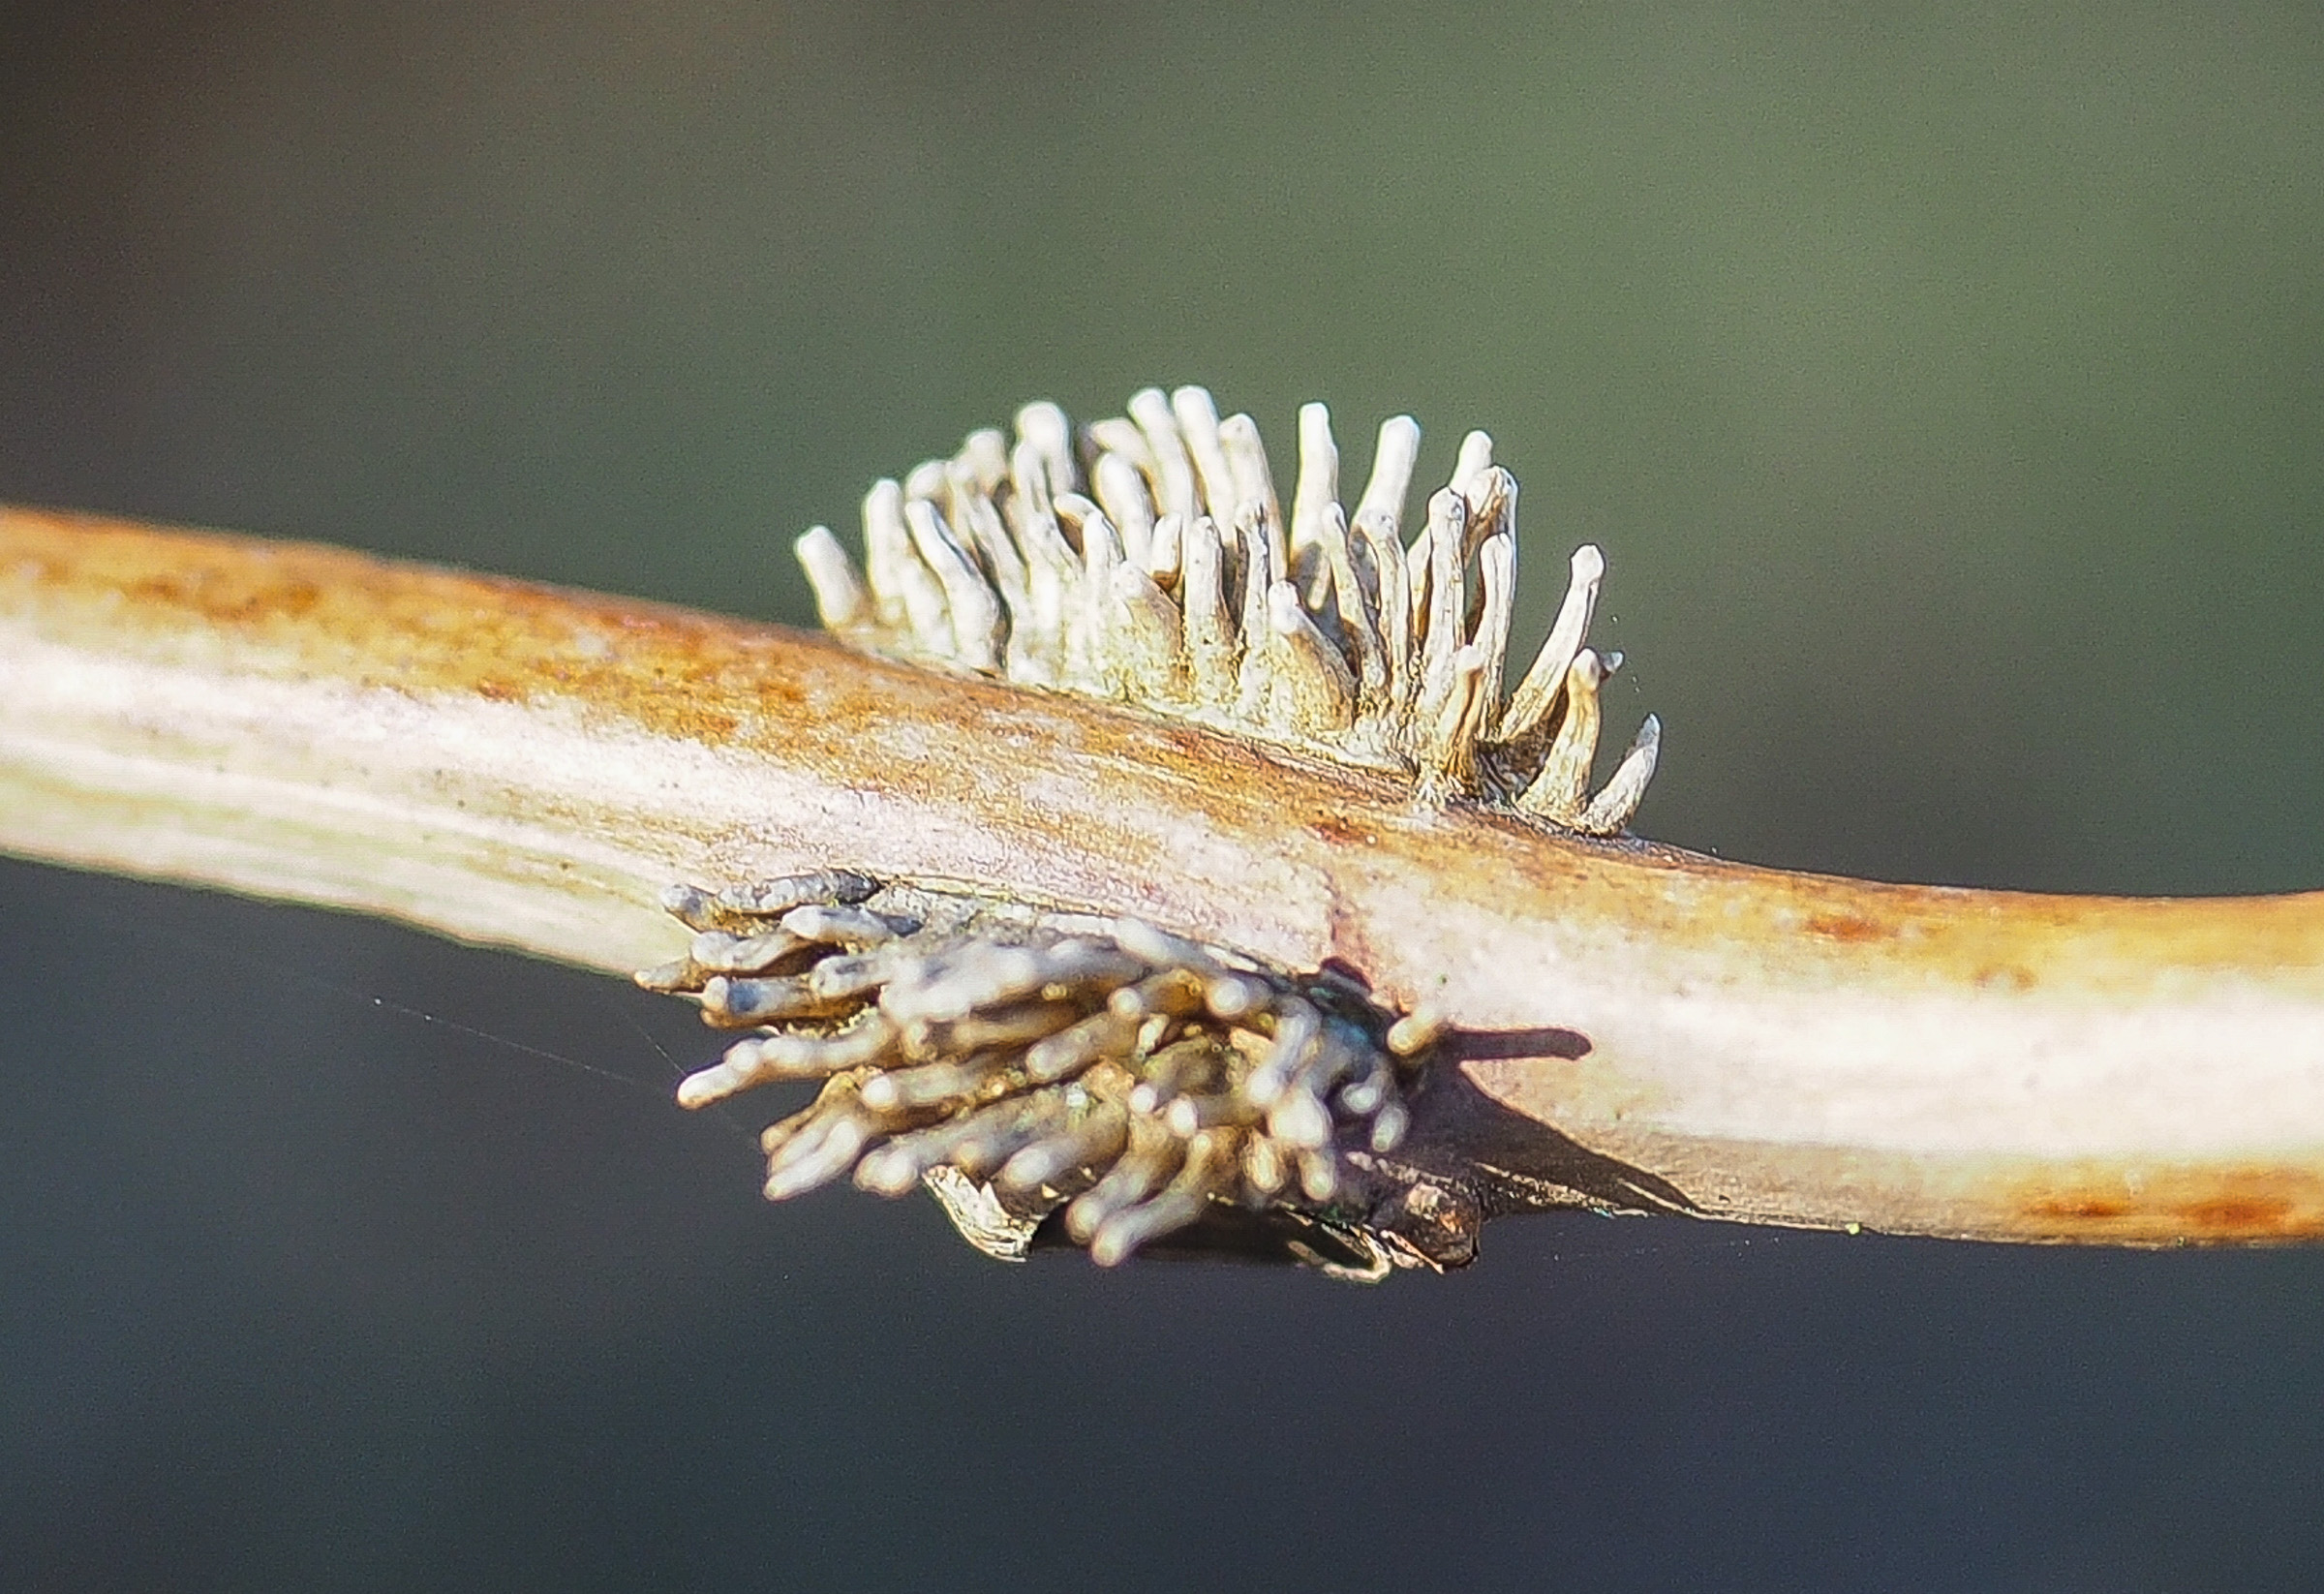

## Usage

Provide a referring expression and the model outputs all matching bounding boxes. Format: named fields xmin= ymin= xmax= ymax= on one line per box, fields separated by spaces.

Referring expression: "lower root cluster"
xmin=639 ymin=871 xmax=1439 ymax=1269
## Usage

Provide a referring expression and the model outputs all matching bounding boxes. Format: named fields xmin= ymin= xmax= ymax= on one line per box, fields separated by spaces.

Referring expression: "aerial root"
xmin=641 ymin=871 xmax=1446 ymax=1274
xmin=798 ymin=384 xmax=1659 ymax=836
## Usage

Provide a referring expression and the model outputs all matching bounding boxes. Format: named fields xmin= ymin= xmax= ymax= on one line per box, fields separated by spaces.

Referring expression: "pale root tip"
xmin=795 ymin=526 xmax=868 ymax=631
xmin=1015 ymin=400 xmax=1069 ymax=449
xmin=1171 ymin=385 xmax=1219 ymax=423
xmin=1576 ymin=714 xmax=1662 ymax=836
xmin=1387 ymin=1005 xmax=1447 ymax=1057
xmin=852 ymin=1150 xmax=918 ymax=1197
xmin=675 ymin=1053 xmax=748 ymax=1108
xmin=1452 ymin=430 xmax=1495 ymax=496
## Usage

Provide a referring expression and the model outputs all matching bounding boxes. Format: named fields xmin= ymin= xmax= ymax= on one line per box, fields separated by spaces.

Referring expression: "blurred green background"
xmin=7 ymin=5 xmax=2324 ymax=1590
xmin=8 ymin=0 xmax=2320 ymax=891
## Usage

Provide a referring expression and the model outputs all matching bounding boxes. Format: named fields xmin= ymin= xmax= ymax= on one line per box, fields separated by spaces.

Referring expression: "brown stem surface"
xmin=6 ymin=505 xmax=2323 ymax=1246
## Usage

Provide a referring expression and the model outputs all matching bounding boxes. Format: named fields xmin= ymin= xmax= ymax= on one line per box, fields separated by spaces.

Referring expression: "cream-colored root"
xmin=799 ymin=386 xmax=1656 ymax=836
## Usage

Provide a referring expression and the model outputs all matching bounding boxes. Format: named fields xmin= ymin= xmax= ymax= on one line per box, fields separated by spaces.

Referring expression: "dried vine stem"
xmin=4 ymin=397 xmax=2324 ymax=1255
xmin=645 ymin=387 xmax=1673 ymax=1265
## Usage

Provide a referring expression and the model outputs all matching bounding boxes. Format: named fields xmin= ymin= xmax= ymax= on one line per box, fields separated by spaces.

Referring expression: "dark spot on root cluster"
xmin=638 ymin=870 xmax=1452 ymax=1275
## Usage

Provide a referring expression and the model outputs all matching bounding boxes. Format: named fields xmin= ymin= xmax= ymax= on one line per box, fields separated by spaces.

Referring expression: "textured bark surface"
xmin=6 ymin=505 xmax=2324 ymax=1245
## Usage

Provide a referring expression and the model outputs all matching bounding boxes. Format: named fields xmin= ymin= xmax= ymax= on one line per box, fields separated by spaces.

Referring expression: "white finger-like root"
xmin=1417 ymin=644 xmax=1488 ymax=800
xmin=1518 ymin=648 xmax=1607 ymax=823
xmin=1498 ymin=543 xmax=1605 ymax=747
xmin=1452 ymin=428 xmax=1495 ymax=501
xmin=951 ymin=459 xmax=1028 ymax=618
xmin=1316 ymin=503 xmax=1387 ymax=701
xmin=1146 ymin=511 xmax=1183 ymax=583
xmin=957 ymin=428 xmax=1009 ymax=494
xmin=1093 ymin=450 xmax=1156 ymax=568
xmin=1129 ymin=388 xmax=1201 ymax=523
xmin=1015 ymin=400 xmax=1077 ymax=502
xmin=1171 ymin=386 xmax=1236 ymax=522
xmin=1472 ymin=527 xmax=1516 ymax=744
xmin=1415 ymin=489 xmax=1468 ymax=732
xmin=861 ymin=478 xmax=947 ymax=648
xmin=902 ymin=498 xmax=1001 ymax=672
xmin=796 ymin=526 xmax=869 ymax=634
xmin=1178 ymin=514 xmax=1238 ymax=708
xmin=1353 ymin=414 xmax=1421 ymax=541
xmin=1232 ymin=505 xmax=1278 ymax=721
xmin=1292 ymin=403 xmax=1339 ymax=549
xmin=1086 ymin=417 xmax=1158 ymax=482
xmin=1575 ymin=713 xmax=1662 ymax=837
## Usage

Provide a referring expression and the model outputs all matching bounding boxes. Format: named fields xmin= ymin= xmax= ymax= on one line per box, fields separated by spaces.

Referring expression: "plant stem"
xmin=6 ymin=504 xmax=2323 ymax=1247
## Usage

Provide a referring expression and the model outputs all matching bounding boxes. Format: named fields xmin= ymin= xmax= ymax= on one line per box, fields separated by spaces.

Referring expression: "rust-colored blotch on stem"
xmin=2019 ymin=1168 xmax=2324 ymax=1241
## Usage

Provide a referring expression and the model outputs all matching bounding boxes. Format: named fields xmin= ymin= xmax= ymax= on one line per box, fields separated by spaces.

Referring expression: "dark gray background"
xmin=4 ymin=3 xmax=2322 ymax=1588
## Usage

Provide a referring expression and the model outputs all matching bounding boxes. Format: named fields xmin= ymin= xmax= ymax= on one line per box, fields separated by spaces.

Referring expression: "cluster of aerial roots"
xmin=638 ymin=870 xmax=1438 ymax=1268
xmin=797 ymin=385 xmax=1659 ymax=833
